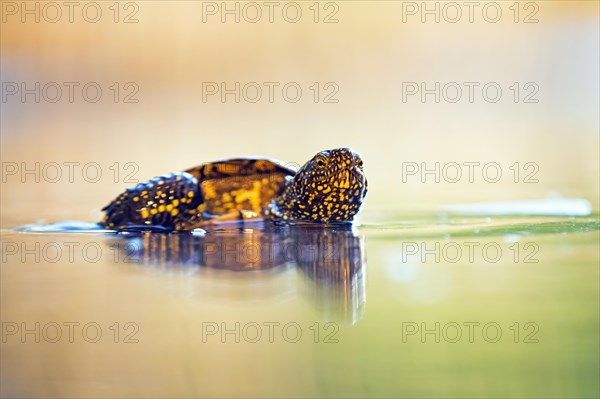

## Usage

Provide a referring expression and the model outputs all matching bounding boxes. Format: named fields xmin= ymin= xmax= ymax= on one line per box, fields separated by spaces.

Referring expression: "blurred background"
xmin=1 ymin=1 xmax=599 ymax=398
xmin=1 ymin=0 xmax=598 ymax=224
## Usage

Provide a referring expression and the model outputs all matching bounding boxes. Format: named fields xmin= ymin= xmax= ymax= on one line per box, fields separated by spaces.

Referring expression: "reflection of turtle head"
xmin=293 ymin=225 xmax=367 ymax=326
xmin=276 ymin=148 xmax=368 ymax=223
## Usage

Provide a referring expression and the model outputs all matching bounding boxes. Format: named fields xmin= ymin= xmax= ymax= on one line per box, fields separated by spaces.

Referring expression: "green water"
xmin=1 ymin=213 xmax=598 ymax=398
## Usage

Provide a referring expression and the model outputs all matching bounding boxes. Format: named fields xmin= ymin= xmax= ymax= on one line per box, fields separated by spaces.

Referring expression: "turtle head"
xmin=282 ymin=148 xmax=368 ymax=223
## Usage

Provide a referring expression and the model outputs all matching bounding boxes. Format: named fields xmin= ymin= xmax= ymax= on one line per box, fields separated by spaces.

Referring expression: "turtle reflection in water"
xmin=101 ymin=148 xmax=367 ymax=231
xmin=111 ymin=225 xmax=366 ymax=325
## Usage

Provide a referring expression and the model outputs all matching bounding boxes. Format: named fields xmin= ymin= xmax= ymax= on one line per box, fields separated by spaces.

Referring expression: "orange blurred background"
xmin=1 ymin=0 xmax=598 ymax=225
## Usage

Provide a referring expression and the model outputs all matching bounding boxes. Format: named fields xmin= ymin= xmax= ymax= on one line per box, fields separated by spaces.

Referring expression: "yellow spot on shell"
xmin=140 ymin=209 xmax=149 ymax=218
xmin=172 ymin=199 xmax=179 ymax=207
xmin=202 ymin=183 xmax=217 ymax=199
xmin=133 ymin=197 xmax=139 ymax=202
xmin=256 ymin=160 xmax=274 ymax=172
xmin=171 ymin=209 xmax=179 ymax=216
xmin=231 ymin=181 xmax=262 ymax=211
xmin=217 ymin=163 xmax=240 ymax=174
xmin=187 ymin=191 xmax=194 ymax=198
xmin=158 ymin=205 xmax=166 ymax=212
xmin=150 ymin=209 xmax=158 ymax=215
xmin=166 ymin=204 xmax=173 ymax=212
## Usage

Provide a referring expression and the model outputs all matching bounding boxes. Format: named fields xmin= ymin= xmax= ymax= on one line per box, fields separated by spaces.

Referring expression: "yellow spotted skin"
xmin=100 ymin=149 xmax=367 ymax=231
xmin=100 ymin=172 xmax=205 ymax=231
xmin=263 ymin=148 xmax=367 ymax=224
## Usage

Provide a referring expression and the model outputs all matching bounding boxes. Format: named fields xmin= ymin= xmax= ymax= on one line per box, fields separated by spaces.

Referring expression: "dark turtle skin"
xmin=100 ymin=148 xmax=367 ymax=231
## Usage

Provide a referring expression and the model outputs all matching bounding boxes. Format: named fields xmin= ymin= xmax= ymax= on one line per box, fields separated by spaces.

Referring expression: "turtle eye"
xmin=315 ymin=156 xmax=328 ymax=169
xmin=355 ymin=158 xmax=363 ymax=169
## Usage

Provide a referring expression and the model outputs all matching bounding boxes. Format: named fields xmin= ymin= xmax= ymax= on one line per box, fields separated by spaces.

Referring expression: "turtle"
xmin=100 ymin=147 xmax=367 ymax=231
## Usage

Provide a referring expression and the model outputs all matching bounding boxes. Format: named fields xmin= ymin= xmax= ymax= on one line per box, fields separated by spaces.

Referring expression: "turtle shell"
xmin=184 ymin=158 xmax=296 ymax=216
xmin=101 ymin=158 xmax=296 ymax=230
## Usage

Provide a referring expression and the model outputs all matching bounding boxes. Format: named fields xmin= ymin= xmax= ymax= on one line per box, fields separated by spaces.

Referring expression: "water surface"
xmin=1 ymin=212 xmax=598 ymax=398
